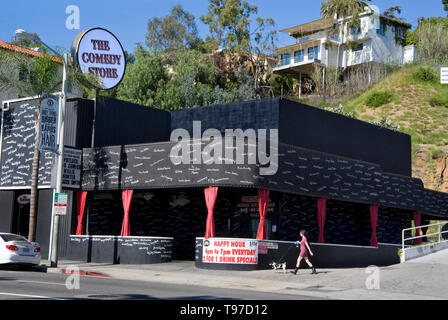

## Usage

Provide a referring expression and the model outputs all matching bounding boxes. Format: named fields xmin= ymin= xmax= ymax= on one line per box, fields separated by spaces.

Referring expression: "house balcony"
xmin=273 ymin=40 xmax=324 ymax=77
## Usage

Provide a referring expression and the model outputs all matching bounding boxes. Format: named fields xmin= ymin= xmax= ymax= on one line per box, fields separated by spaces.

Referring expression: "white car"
xmin=0 ymin=233 xmax=40 ymax=265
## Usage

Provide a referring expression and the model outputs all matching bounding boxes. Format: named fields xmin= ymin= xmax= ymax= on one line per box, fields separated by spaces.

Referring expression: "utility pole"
xmin=418 ymin=17 xmax=421 ymax=61
xmin=49 ymin=53 xmax=68 ymax=267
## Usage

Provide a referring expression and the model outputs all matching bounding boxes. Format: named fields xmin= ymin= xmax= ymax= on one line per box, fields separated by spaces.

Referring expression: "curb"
xmin=54 ymin=268 xmax=110 ymax=278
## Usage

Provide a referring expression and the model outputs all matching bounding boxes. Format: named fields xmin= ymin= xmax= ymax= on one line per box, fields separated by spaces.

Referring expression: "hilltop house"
xmin=273 ymin=7 xmax=417 ymax=88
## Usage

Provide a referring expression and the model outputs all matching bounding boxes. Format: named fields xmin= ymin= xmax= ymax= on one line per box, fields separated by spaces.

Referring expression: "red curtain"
xmin=370 ymin=205 xmax=379 ymax=247
xmin=204 ymin=187 xmax=218 ymax=238
xmin=413 ymin=212 xmax=422 ymax=245
xmin=120 ymin=190 xmax=133 ymax=237
xmin=75 ymin=191 xmax=88 ymax=235
xmin=317 ymin=198 xmax=327 ymax=243
xmin=256 ymin=189 xmax=270 ymax=240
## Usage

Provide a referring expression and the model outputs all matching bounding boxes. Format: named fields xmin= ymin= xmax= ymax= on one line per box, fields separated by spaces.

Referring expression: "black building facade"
xmin=0 ymin=97 xmax=447 ymax=266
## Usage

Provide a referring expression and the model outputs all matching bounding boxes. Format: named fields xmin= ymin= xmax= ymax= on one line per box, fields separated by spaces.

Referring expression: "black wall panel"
xmin=419 ymin=189 xmax=448 ymax=217
xmin=0 ymin=191 xmax=14 ymax=232
xmin=93 ymin=97 xmax=171 ymax=147
xmin=279 ymin=99 xmax=412 ymax=176
xmin=261 ymin=144 xmax=384 ymax=205
xmin=81 ymin=141 xmax=258 ymax=191
xmin=172 ymin=98 xmax=412 ymax=177
xmin=171 ymin=99 xmax=279 ymax=134
xmin=66 ymin=98 xmax=94 ymax=148
xmin=277 ymin=193 xmax=411 ymax=245
xmin=35 ymin=189 xmax=53 ymax=259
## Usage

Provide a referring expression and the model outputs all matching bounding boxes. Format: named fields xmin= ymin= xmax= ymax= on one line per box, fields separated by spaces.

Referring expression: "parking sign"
xmin=54 ymin=192 xmax=68 ymax=216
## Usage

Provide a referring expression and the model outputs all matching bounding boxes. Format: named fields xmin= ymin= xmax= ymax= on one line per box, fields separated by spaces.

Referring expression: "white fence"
xmin=401 ymin=221 xmax=448 ymax=262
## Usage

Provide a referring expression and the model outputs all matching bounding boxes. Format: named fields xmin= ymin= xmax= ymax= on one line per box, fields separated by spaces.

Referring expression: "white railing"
xmin=401 ymin=221 xmax=448 ymax=260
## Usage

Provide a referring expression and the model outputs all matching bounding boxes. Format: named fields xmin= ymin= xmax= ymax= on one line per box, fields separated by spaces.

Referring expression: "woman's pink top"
xmin=299 ymin=236 xmax=308 ymax=257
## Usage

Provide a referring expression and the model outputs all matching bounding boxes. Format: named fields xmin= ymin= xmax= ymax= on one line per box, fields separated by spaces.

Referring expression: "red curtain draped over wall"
xmin=413 ymin=212 xmax=422 ymax=245
xmin=370 ymin=205 xmax=379 ymax=247
xmin=120 ymin=190 xmax=133 ymax=237
xmin=75 ymin=191 xmax=88 ymax=235
xmin=204 ymin=187 xmax=218 ymax=238
xmin=317 ymin=198 xmax=327 ymax=243
xmin=256 ymin=189 xmax=270 ymax=240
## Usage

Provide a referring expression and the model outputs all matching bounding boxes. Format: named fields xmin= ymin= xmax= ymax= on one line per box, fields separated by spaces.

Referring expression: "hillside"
xmin=303 ymin=64 xmax=448 ymax=193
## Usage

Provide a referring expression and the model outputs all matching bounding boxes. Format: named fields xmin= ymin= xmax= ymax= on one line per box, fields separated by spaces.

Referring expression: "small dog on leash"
xmin=269 ymin=261 xmax=287 ymax=272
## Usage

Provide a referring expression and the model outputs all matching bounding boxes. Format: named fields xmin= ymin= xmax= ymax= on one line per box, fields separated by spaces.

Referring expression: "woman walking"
xmin=291 ymin=230 xmax=317 ymax=275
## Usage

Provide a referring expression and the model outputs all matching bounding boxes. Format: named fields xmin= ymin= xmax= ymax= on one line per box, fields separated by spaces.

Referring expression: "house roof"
xmin=280 ymin=18 xmax=336 ymax=37
xmin=0 ymin=39 xmax=63 ymax=63
xmin=275 ymin=40 xmax=321 ymax=55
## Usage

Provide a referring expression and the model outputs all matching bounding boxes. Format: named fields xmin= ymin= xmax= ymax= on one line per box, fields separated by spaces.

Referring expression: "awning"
xmin=280 ymin=18 xmax=336 ymax=37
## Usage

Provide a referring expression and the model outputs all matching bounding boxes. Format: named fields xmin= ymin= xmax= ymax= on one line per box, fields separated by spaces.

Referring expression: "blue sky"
xmin=0 ymin=0 xmax=446 ymax=54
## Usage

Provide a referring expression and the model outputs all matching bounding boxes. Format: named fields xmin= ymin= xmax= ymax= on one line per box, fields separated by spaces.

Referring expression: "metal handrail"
xmin=401 ymin=221 xmax=448 ymax=253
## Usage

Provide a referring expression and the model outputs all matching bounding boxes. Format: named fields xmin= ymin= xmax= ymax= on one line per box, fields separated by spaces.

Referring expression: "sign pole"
xmin=49 ymin=53 xmax=68 ymax=267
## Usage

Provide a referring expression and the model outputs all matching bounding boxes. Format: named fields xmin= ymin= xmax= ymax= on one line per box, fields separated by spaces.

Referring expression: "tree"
xmin=383 ymin=6 xmax=402 ymax=19
xmin=201 ymin=0 xmax=276 ymax=96
xmin=443 ymin=0 xmax=448 ymax=15
xmin=0 ymin=50 xmax=62 ymax=242
xmin=201 ymin=0 xmax=258 ymax=60
xmin=10 ymin=32 xmax=48 ymax=53
xmin=246 ymin=17 xmax=277 ymax=97
xmin=146 ymin=5 xmax=202 ymax=54
xmin=116 ymin=46 xmax=170 ymax=108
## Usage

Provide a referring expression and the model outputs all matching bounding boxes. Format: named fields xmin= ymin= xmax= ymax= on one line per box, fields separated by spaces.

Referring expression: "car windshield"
xmin=1 ymin=234 xmax=28 ymax=242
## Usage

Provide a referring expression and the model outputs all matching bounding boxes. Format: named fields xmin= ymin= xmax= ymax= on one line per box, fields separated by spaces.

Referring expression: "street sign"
xmin=51 ymin=146 xmax=82 ymax=189
xmin=441 ymin=67 xmax=448 ymax=84
xmin=54 ymin=192 xmax=68 ymax=216
xmin=38 ymin=93 xmax=60 ymax=153
xmin=62 ymin=147 xmax=82 ymax=189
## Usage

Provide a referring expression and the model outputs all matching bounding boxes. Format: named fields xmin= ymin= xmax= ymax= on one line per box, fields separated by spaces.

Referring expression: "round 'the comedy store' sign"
xmin=72 ymin=28 xmax=126 ymax=90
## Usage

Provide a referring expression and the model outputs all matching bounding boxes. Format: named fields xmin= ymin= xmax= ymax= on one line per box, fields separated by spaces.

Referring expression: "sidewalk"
xmin=42 ymin=259 xmax=448 ymax=300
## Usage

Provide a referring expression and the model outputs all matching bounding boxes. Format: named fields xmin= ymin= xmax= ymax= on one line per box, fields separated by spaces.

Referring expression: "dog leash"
xmin=276 ymin=243 xmax=296 ymax=264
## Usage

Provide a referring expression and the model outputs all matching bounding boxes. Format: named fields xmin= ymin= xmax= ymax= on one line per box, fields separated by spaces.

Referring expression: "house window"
xmin=351 ymin=26 xmax=361 ymax=35
xmin=308 ymin=46 xmax=319 ymax=60
xmin=281 ymin=54 xmax=291 ymax=65
xmin=18 ymin=67 xmax=27 ymax=82
xmin=396 ymin=27 xmax=405 ymax=38
xmin=294 ymin=50 xmax=305 ymax=63
xmin=354 ymin=43 xmax=364 ymax=51
xmin=331 ymin=35 xmax=340 ymax=41
xmin=376 ymin=21 xmax=387 ymax=35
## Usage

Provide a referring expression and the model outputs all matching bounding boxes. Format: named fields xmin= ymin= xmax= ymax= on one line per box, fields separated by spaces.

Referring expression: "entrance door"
xmin=12 ymin=191 xmax=31 ymax=237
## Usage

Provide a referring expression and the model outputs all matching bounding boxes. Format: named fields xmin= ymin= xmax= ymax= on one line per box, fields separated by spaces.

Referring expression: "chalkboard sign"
xmin=68 ymin=235 xmax=173 ymax=264
xmin=0 ymin=99 xmax=54 ymax=187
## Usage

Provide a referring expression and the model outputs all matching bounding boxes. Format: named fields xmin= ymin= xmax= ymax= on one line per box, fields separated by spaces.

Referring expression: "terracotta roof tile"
xmin=0 ymin=39 xmax=63 ymax=63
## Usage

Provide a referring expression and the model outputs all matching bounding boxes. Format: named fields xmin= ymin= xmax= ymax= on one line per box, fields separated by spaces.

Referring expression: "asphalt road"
xmin=0 ymin=266 xmax=319 ymax=300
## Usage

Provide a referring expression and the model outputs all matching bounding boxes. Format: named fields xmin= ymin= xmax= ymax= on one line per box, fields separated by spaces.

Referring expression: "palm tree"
xmin=320 ymin=0 xmax=373 ymax=75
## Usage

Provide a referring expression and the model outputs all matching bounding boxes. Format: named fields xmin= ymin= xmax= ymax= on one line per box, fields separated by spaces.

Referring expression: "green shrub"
xmin=429 ymin=147 xmax=444 ymax=159
xmin=368 ymin=118 xmax=401 ymax=131
xmin=365 ymin=90 xmax=394 ymax=108
xmin=429 ymin=94 xmax=448 ymax=108
xmin=412 ymin=67 xmax=437 ymax=82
